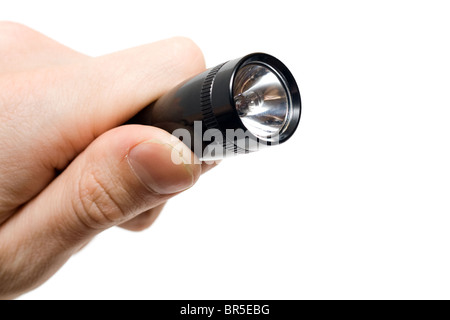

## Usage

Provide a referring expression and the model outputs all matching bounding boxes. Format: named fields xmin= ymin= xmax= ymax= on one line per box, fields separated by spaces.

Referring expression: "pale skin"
xmin=0 ymin=22 xmax=214 ymax=299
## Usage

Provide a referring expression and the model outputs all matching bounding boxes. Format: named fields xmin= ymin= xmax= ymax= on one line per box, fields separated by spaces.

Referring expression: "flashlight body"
xmin=130 ymin=64 xmax=223 ymax=155
xmin=129 ymin=53 xmax=301 ymax=160
xmin=131 ymin=60 xmax=239 ymax=159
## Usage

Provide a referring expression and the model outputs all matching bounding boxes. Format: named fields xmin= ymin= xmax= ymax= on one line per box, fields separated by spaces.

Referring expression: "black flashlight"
xmin=129 ymin=53 xmax=301 ymax=160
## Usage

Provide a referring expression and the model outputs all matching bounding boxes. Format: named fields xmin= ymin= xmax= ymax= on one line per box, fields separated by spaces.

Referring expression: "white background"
xmin=1 ymin=0 xmax=450 ymax=299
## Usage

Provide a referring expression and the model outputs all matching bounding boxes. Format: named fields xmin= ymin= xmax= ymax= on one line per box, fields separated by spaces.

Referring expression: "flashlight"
xmin=129 ymin=53 xmax=301 ymax=160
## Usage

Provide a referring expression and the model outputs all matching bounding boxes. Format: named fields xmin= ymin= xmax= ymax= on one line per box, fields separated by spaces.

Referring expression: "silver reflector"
xmin=233 ymin=63 xmax=290 ymax=140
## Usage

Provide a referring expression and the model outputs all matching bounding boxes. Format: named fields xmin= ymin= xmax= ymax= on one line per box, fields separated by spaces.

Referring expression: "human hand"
xmin=0 ymin=22 xmax=211 ymax=299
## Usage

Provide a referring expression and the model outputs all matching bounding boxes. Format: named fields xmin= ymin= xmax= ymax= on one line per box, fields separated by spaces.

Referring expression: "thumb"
xmin=43 ymin=124 xmax=200 ymax=235
xmin=0 ymin=125 xmax=200 ymax=297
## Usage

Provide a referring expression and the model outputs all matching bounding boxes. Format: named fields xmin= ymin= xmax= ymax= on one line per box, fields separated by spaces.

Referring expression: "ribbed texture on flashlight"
xmin=200 ymin=62 xmax=226 ymax=130
xmin=200 ymin=62 xmax=249 ymax=155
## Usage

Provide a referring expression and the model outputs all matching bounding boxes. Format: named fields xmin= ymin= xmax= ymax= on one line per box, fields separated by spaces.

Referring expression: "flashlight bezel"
xmin=209 ymin=53 xmax=301 ymax=152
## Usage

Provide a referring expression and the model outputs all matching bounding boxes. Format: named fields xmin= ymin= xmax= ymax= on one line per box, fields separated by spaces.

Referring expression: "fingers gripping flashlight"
xmin=129 ymin=53 xmax=301 ymax=160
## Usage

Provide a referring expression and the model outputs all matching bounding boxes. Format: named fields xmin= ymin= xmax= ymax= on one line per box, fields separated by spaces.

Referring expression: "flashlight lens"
xmin=233 ymin=63 xmax=290 ymax=139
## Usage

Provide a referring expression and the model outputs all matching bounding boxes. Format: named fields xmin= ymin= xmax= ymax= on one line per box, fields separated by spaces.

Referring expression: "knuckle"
xmin=167 ymin=36 xmax=205 ymax=74
xmin=169 ymin=36 xmax=201 ymax=55
xmin=0 ymin=21 xmax=36 ymax=48
xmin=72 ymin=167 xmax=130 ymax=230
xmin=0 ymin=21 xmax=29 ymax=33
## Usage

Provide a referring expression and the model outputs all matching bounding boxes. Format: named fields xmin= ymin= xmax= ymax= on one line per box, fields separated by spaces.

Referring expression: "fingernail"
xmin=127 ymin=140 xmax=196 ymax=194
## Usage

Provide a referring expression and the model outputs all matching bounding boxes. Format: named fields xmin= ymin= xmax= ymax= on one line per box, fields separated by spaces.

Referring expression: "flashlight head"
xmin=130 ymin=53 xmax=301 ymax=160
xmin=208 ymin=53 xmax=301 ymax=154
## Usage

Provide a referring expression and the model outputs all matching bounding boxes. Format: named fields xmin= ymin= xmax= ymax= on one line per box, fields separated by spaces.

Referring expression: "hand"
xmin=0 ymin=22 xmax=211 ymax=299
